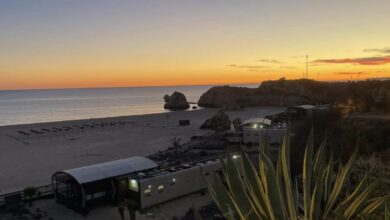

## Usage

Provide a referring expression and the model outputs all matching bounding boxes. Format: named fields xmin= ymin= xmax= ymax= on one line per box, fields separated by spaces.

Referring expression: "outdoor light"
xmin=129 ymin=179 xmax=139 ymax=192
xmin=172 ymin=178 xmax=176 ymax=182
xmin=232 ymin=155 xmax=239 ymax=159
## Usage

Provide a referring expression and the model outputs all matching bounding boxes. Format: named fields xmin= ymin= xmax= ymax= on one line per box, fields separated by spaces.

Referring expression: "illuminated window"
xmin=157 ymin=185 xmax=164 ymax=192
xmin=144 ymin=188 xmax=151 ymax=197
xmin=129 ymin=179 xmax=139 ymax=192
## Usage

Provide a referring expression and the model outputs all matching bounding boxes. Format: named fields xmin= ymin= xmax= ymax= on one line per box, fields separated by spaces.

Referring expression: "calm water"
xmin=0 ymin=84 xmax=258 ymax=126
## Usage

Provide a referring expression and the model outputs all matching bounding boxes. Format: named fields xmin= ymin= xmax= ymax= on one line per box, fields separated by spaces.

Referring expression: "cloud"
xmin=313 ymin=56 xmax=390 ymax=65
xmin=279 ymin=65 xmax=295 ymax=69
xmin=256 ymin=59 xmax=283 ymax=64
xmin=227 ymin=64 xmax=268 ymax=73
xmin=227 ymin=64 xmax=267 ymax=69
xmin=363 ymin=47 xmax=390 ymax=54
xmin=335 ymin=71 xmax=365 ymax=75
xmin=248 ymin=69 xmax=262 ymax=72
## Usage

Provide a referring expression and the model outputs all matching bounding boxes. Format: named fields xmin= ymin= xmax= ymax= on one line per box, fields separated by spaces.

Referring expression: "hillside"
xmin=198 ymin=78 xmax=390 ymax=114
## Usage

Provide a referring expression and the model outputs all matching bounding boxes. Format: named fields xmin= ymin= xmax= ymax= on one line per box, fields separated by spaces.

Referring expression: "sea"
xmin=0 ymin=84 xmax=258 ymax=126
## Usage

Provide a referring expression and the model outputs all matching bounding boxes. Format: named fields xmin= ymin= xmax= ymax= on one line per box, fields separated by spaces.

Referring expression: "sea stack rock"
xmin=163 ymin=94 xmax=171 ymax=103
xmin=164 ymin=91 xmax=190 ymax=110
xmin=200 ymin=110 xmax=231 ymax=131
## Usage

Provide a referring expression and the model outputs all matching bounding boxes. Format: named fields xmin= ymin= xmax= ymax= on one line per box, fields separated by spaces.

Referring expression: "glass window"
xmin=157 ymin=185 xmax=164 ymax=192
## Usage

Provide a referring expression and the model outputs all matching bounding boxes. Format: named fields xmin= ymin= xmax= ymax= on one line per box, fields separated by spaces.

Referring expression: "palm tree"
xmin=23 ymin=186 xmax=37 ymax=207
xmin=171 ymin=137 xmax=182 ymax=158
xmin=204 ymin=130 xmax=389 ymax=219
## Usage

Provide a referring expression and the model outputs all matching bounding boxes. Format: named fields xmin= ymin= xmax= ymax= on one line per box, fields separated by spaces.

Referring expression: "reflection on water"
xmin=0 ymin=84 xmax=258 ymax=126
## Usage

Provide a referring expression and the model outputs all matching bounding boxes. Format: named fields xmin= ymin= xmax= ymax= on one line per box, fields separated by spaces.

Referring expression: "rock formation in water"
xmin=163 ymin=94 xmax=171 ymax=103
xmin=164 ymin=91 xmax=190 ymax=110
xmin=200 ymin=110 xmax=231 ymax=131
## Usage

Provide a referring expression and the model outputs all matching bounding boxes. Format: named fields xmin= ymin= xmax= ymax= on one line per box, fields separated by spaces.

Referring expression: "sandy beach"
xmin=0 ymin=107 xmax=284 ymax=194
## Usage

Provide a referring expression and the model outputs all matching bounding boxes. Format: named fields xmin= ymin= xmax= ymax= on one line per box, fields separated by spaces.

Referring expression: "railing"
xmin=0 ymin=184 xmax=54 ymax=207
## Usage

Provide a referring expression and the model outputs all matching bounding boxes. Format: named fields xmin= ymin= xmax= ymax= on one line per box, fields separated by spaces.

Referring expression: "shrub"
xmin=350 ymin=155 xmax=390 ymax=199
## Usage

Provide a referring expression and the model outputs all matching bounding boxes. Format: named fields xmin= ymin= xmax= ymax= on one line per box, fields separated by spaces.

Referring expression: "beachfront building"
xmin=238 ymin=118 xmax=286 ymax=146
xmin=125 ymin=154 xmax=241 ymax=210
xmin=225 ymin=117 xmax=286 ymax=158
xmin=129 ymin=159 xmax=219 ymax=209
xmin=52 ymin=154 xmax=242 ymax=214
xmin=286 ymin=105 xmax=316 ymax=119
xmin=286 ymin=104 xmax=330 ymax=120
xmin=52 ymin=157 xmax=158 ymax=213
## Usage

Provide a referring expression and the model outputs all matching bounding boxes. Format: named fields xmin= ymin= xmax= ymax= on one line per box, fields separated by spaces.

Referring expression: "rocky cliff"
xmin=198 ymin=78 xmax=390 ymax=114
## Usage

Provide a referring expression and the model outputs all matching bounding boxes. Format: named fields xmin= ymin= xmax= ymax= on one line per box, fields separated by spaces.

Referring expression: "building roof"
xmin=242 ymin=118 xmax=272 ymax=126
xmin=61 ymin=157 xmax=158 ymax=184
xmin=296 ymin=105 xmax=316 ymax=110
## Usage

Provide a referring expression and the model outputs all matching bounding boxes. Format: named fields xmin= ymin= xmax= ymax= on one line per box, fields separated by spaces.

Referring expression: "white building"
xmin=127 ymin=155 xmax=242 ymax=210
xmin=241 ymin=118 xmax=286 ymax=147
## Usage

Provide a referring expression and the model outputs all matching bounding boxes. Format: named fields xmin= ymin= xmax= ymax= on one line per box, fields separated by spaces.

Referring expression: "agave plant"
xmin=204 ymin=130 xmax=389 ymax=220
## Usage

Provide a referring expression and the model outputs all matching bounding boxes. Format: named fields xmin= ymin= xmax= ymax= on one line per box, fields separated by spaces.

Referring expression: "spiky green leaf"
xmin=303 ymin=128 xmax=314 ymax=220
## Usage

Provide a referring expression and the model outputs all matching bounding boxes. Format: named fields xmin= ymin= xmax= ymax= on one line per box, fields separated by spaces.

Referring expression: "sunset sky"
xmin=1 ymin=0 xmax=390 ymax=90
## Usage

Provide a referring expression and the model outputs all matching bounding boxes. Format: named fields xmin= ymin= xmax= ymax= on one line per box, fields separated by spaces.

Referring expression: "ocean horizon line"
xmin=1 ymin=77 xmax=382 ymax=92
xmin=0 ymin=82 xmax=261 ymax=92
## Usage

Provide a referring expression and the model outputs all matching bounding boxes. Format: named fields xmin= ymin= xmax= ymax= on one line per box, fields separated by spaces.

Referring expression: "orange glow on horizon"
xmin=1 ymin=68 xmax=388 ymax=91
xmin=1 ymin=1 xmax=390 ymax=90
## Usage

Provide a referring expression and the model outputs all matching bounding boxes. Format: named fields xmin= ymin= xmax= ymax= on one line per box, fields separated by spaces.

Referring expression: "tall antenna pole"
xmin=305 ymin=55 xmax=309 ymax=79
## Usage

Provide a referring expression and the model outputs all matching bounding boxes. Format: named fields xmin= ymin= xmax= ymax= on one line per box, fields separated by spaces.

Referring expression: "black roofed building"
xmin=52 ymin=157 xmax=158 ymax=213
